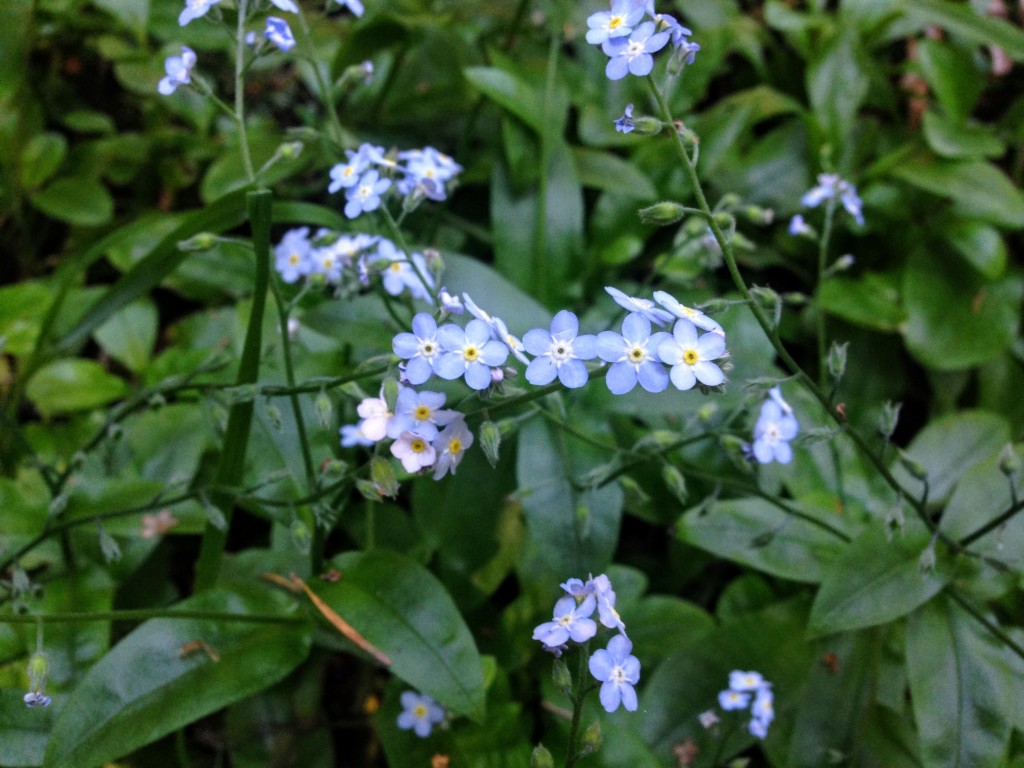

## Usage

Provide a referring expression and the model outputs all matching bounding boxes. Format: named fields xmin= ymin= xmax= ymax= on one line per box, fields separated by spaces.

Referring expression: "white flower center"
xmin=610 ymin=665 xmax=627 ymax=683
xmin=418 ymin=339 xmax=437 ymax=358
xmin=627 ymin=344 xmax=647 ymax=364
xmin=549 ymin=340 xmax=572 ymax=362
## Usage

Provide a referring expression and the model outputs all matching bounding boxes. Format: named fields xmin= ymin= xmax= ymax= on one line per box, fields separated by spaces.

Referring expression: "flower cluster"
xmin=396 ymin=690 xmax=445 ymax=738
xmin=793 ymin=173 xmax=864 ymax=227
xmin=533 ymin=574 xmax=641 ymax=713
xmin=272 ymin=228 xmax=433 ymax=301
xmin=750 ymin=387 xmax=798 ymax=465
xmin=329 ymin=143 xmax=463 ymax=218
xmin=585 ymin=0 xmax=699 ymax=80
xmin=158 ymin=46 xmax=197 ymax=95
xmin=599 ymin=287 xmax=727 ymax=395
xmin=716 ymin=670 xmax=775 ymax=738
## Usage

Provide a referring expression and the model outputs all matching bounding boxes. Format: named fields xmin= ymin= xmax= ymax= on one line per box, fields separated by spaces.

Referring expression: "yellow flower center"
xmin=411 ymin=439 xmax=427 ymax=453
xmin=463 ymin=345 xmax=480 ymax=362
xmin=389 ymin=262 xmax=403 ymax=272
xmin=628 ymin=346 xmax=645 ymax=362
xmin=322 ymin=257 xmax=334 ymax=269
xmin=414 ymin=704 xmax=427 ymax=718
xmin=608 ymin=15 xmax=624 ymax=29
xmin=449 ymin=438 xmax=462 ymax=454
xmin=683 ymin=349 xmax=699 ymax=365
xmin=288 ymin=253 xmax=300 ymax=265
xmin=414 ymin=405 xmax=431 ymax=420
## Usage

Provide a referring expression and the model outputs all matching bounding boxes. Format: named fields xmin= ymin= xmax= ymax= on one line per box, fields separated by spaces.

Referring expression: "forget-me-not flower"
xmin=585 ymin=0 xmax=645 ymax=45
xmin=533 ymin=594 xmax=598 ymax=649
xmin=265 ymin=17 xmax=296 ymax=51
xmin=658 ymin=319 xmax=727 ymax=391
xmin=605 ymin=286 xmax=673 ymax=326
xmin=788 ymin=213 xmax=813 ymax=236
xmin=435 ymin=319 xmax=510 ymax=390
xmin=752 ymin=387 xmax=799 ymax=464
xmin=597 ymin=313 xmax=671 ymax=395
xmin=336 ymin=0 xmax=364 ymax=16
xmin=801 ymin=173 xmax=864 ymax=225
xmin=390 ymin=431 xmax=437 ymax=473
xmin=431 ymin=417 xmax=473 ymax=480
xmin=158 ymin=46 xmax=197 ymax=95
xmin=373 ymin=241 xmax=433 ymax=302
xmin=718 ymin=689 xmax=750 ymax=710
xmin=717 ymin=670 xmax=774 ymax=739
xmin=328 ymin=146 xmax=374 ymax=192
xmin=270 ymin=0 xmax=299 ymax=11
xmin=602 ymin=21 xmax=671 ymax=80
xmin=274 ymin=227 xmax=313 ymax=283
xmin=386 ymin=387 xmax=456 ymax=441
xmin=652 ymin=291 xmax=722 ymax=333
xmin=344 ymin=170 xmax=390 ymax=219
xmin=339 ymin=423 xmax=374 ymax=448
xmin=355 ymin=394 xmax=391 ymax=442
xmin=392 ymin=313 xmax=443 ymax=385
xmin=588 ymin=634 xmax=641 ymax=713
xmin=614 ymin=103 xmax=635 ymax=134
xmin=179 ymin=0 xmax=220 ymax=25
xmin=439 ymin=287 xmax=464 ymax=315
xmin=396 ymin=691 xmax=444 ymax=737
xmin=462 ymin=294 xmax=528 ymax=364
xmin=588 ymin=573 xmax=625 ymax=632
xmin=522 ymin=310 xmax=598 ymax=389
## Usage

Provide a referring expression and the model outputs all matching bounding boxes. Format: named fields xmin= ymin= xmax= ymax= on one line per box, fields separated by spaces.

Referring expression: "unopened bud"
xmin=827 ymin=341 xmax=848 ymax=381
xmin=552 ymin=659 xmax=572 ymax=693
xmin=580 ymin=722 xmax=602 ymax=755
xmin=321 ymin=458 xmax=348 ymax=477
xmin=479 ymin=421 xmax=501 ymax=468
xmin=265 ymin=403 xmax=283 ymax=431
xmin=574 ymin=502 xmax=591 ymax=537
xmin=381 ymin=378 xmax=400 ymax=412
xmin=48 ymin=493 xmax=68 ymax=518
xmin=27 ymin=653 xmax=48 ymax=689
xmin=634 ymin=430 xmax=678 ymax=453
xmin=277 ymin=141 xmax=303 ymax=160
xmin=619 ymin=475 xmax=650 ymax=510
xmin=369 ymin=457 xmax=399 ymax=498
xmin=742 ymin=205 xmax=774 ymax=225
xmin=97 ymin=521 xmax=122 ymax=563
xmin=315 ymin=391 xmax=333 ymax=429
xmin=918 ymin=541 xmax=937 ymax=572
xmin=203 ymin=501 xmax=227 ymax=531
xmin=631 ymin=116 xmax=665 ymax=136
xmin=750 ymin=286 xmax=780 ymax=306
xmin=178 ymin=232 xmax=218 ymax=252
xmin=662 ymin=465 xmax=688 ymax=504
xmin=897 ymin=450 xmax=927 ymax=481
xmin=998 ymin=443 xmax=1021 ymax=476
xmin=879 ymin=401 xmax=902 ymax=440
xmin=639 ymin=201 xmax=687 ymax=226
xmin=355 ymin=478 xmax=383 ymax=502
xmin=530 ymin=744 xmax=555 ymax=768
xmin=290 ymin=519 xmax=312 ymax=554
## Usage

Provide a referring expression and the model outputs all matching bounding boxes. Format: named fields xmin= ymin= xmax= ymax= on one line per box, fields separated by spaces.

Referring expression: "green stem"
xmin=564 ymin=644 xmax=589 ymax=768
xmin=294 ymin=5 xmax=346 ymax=145
xmin=948 ymin=588 xmax=1024 ymax=664
xmin=644 ymin=75 xmax=943 ymax=544
xmin=815 ymin=199 xmax=836 ymax=388
xmin=194 ymin=190 xmax=272 ymax=590
xmin=378 ymin=206 xmax=441 ymax=306
xmin=234 ymin=0 xmax=256 ymax=184
xmin=534 ymin=35 xmax=559 ymax=307
xmin=959 ymin=496 xmax=1024 ymax=548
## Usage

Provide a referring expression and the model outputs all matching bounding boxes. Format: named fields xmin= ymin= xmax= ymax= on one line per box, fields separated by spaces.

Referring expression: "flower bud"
xmin=48 ymin=493 xmax=68 ymax=518
xmin=897 ymin=450 xmax=927 ymax=481
xmin=479 ymin=420 xmax=501 ymax=468
xmin=381 ymin=377 xmax=400 ymax=412
xmin=639 ymin=201 xmax=687 ymax=226
xmin=177 ymin=232 xmax=218 ymax=252
xmin=662 ymin=465 xmax=688 ymax=504
xmin=631 ymin=116 xmax=665 ymax=136
xmin=552 ymin=659 xmax=572 ymax=694
xmin=619 ymin=475 xmax=651 ymax=511
xmin=918 ymin=540 xmax=937 ymax=572
xmin=827 ymin=341 xmax=848 ymax=382
xmin=265 ymin=403 xmax=283 ymax=431
xmin=879 ymin=401 xmax=902 ymax=440
xmin=27 ymin=653 xmax=48 ymax=689
xmin=580 ymin=722 xmax=602 ymax=755
xmin=741 ymin=205 xmax=774 ymax=225
xmin=314 ymin=391 xmax=333 ymax=429
xmin=97 ymin=521 xmax=122 ymax=563
xmin=530 ymin=744 xmax=555 ymax=768
xmin=276 ymin=141 xmax=304 ymax=160
xmin=998 ymin=443 xmax=1021 ymax=477
xmin=203 ymin=500 xmax=227 ymax=531
xmin=369 ymin=456 xmax=399 ymax=498
xmin=290 ymin=519 xmax=312 ymax=554
xmin=355 ymin=478 xmax=383 ymax=502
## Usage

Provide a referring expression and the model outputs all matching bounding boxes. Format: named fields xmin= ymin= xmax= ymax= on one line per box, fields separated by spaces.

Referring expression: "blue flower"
xmin=752 ymin=387 xmax=799 ymax=464
xmin=393 ymin=313 xmax=443 ymax=385
xmin=729 ymin=670 xmax=765 ymax=691
xmin=396 ymin=690 xmax=444 ymax=737
xmin=386 ymin=386 xmax=456 ymax=441
xmin=435 ymin=319 xmax=510 ymax=390
xmin=335 ymin=0 xmax=364 ymax=16
xmin=560 ymin=577 xmax=589 ymax=596
xmin=269 ymin=0 xmax=298 ymax=11
xmin=158 ymin=46 xmax=197 ymax=95
xmin=264 ymin=17 xmax=296 ymax=51
xmin=339 ymin=423 xmax=374 ymax=447
xmin=533 ymin=594 xmax=598 ymax=648
xmin=601 ymin=21 xmax=670 ymax=80
xmin=588 ymin=573 xmax=625 ymax=631
xmin=274 ymin=227 xmax=313 ymax=283
xmin=309 ymin=245 xmax=345 ymax=284
xmin=588 ymin=635 xmax=641 ymax=713
xmin=23 ymin=691 xmax=51 ymax=708
xmin=432 ymin=417 xmax=473 ymax=480
xmin=657 ymin=319 xmax=727 ymax=391
xmin=179 ymin=0 xmax=220 ymax=26
xmin=372 ymin=243 xmax=433 ymax=302
xmin=718 ymin=689 xmax=750 ymax=710
xmin=801 ymin=173 xmax=864 ymax=225
xmin=788 ymin=214 xmax=813 ymax=237
xmin=597 ymin=313 xmax=671 ymax=395
xmin=585 ymin=0 xmax=645 ymax=45
xmin=652 ymin=290 xmax=722 ymax=333
xmin=439 ymin=287 xmax=464 ymax=315
xmin=605 ymin=286 xmax=673 ymax=326
xmin=614 ymin=103 xmax=635 ymax=134
xmin=462 ymin=293 xmax=528 ymax=364
xmin=328 ymin=146 xmax=373 ymax=192
xmin=396 ymin=147 xmax=463 ymax=201
xmin=344 ymin=169 xmax=391 ymax=219
xmin=522 ymin=310 xmax=597 ymax=389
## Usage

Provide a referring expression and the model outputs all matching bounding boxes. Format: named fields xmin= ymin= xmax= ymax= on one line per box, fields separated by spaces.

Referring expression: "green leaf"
xmin=93 ymin=299 xmax=157 ymax=373
xmin=25 ymin=359 xmax=127 ymax=417
xmin=940 ymin=446 xmax=1024 ymax=549
xmin=807 ymin=29 xmax=870 ymax=144
xmin=573 ymin=147 xmax=657 ymax=200
xmin=29 ymin=177 xmax=114 ymax=227
xmin=905 ymin=596 xmax=1013 ymax=768
xmin=916 ymin=38 xmax=983 ymax=122
xmin=818 ymin=272 xmax=905 ymax=331
xmin=315 ymin=549 xmax=486 ymax=721
xmin=903 ymin=0 xmax=1024 ymax=63
xmin=463 ymin=66 xmax=543 ymax=134
xmin=890 ymin=411 xmax=1010 ymax=504
xmin=0 ymin=689 xmax=54 ymax=767
xmin=0 ymin=281 xmax=53 ymax=356
xmin=902 ymin=247 xmax=1023 ymax=371
xmin=515 ymin=418 xmax=623 ymax=590
xmin=90 ymin=0 xmax=148 ymax=38
xmin=676 ymin=498 xmax=851 ymax=583
xmin=61 ymin=109 xmax=116 ymax=135
xmin=19 ymin=133 xmax=68 ymax=189
xmin=888 ymin=151 xmax=1024 ymax=228
xmin=922 ymin=111 xmax=1004 ymax=159
xmin=44 ymin=588 xmax=310 ymax=768
xmin=808 ymin=525 xmax=951 ymax=637
xmin=940 ymin=219 xmax=1007 ymax=278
